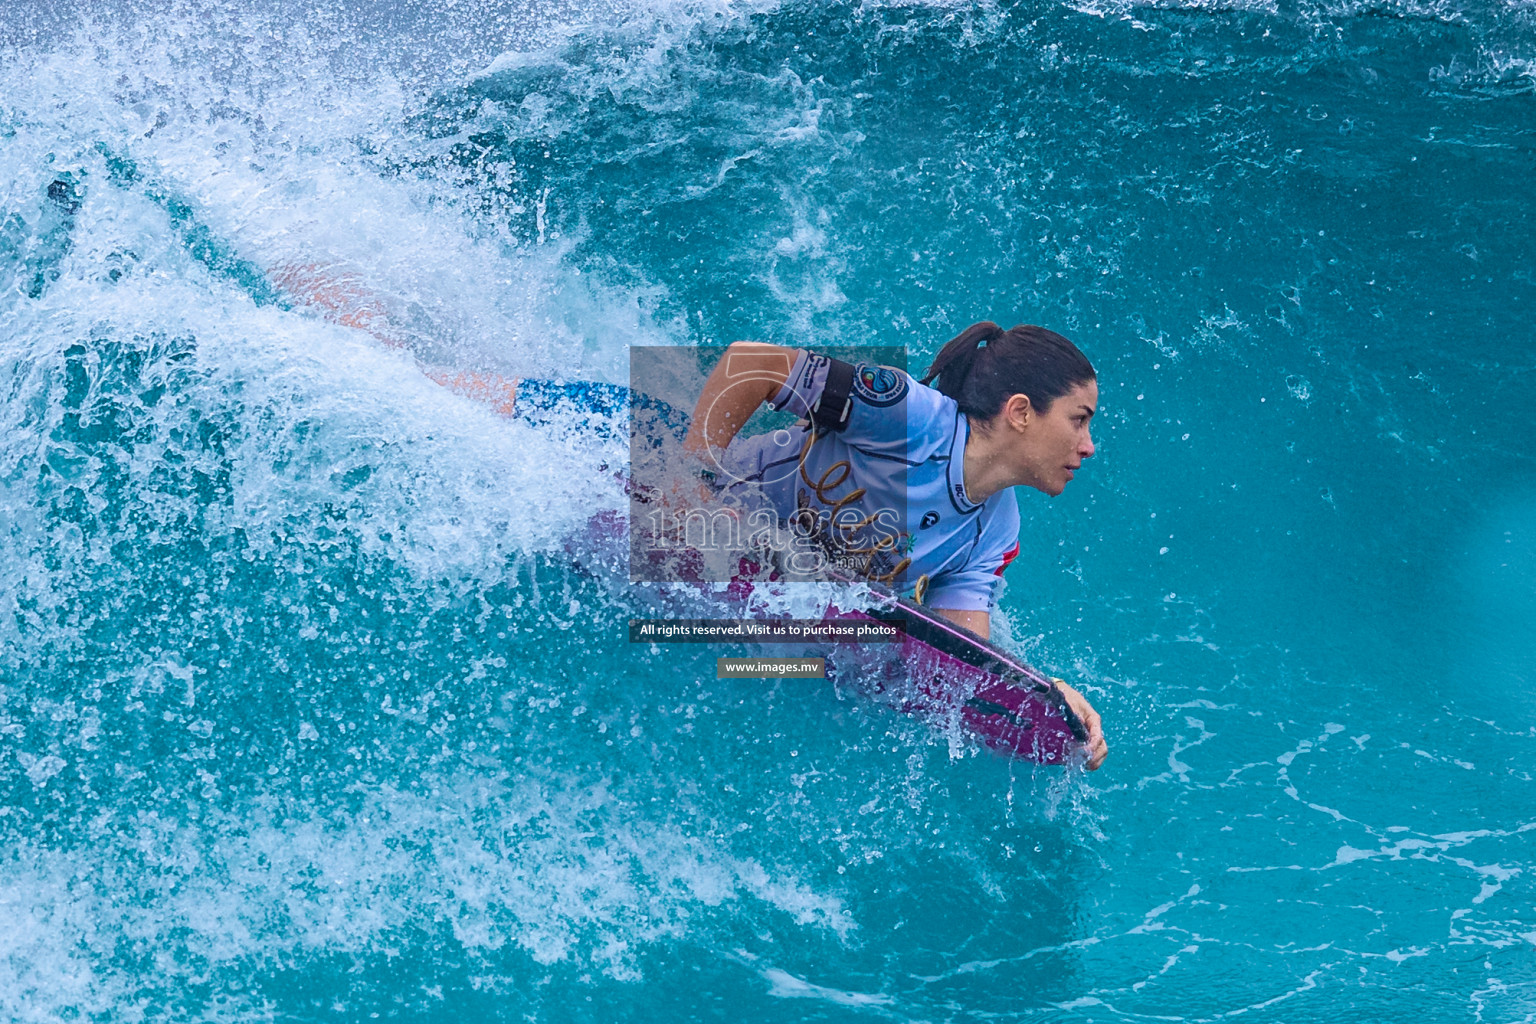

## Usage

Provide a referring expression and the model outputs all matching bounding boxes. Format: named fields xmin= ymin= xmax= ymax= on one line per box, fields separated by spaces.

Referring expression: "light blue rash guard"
xmin=718 ymin=350 xmax=1022 ymax=611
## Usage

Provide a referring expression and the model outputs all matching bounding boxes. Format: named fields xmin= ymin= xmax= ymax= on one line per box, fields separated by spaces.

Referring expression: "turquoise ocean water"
xmin=1 ymin=0 xmax=1533 ymax=1019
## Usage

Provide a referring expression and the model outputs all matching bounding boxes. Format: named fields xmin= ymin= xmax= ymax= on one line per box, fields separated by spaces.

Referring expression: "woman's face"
xmin=1020 ymin=380 xmax=1098 ymax=496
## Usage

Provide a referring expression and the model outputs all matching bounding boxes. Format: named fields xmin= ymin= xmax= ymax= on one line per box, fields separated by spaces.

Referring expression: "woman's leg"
xmin=423 ymin=368 xmax=519 ymax=418
xmin=269 ymin=262 xmax=410 ymax=347
xmin=271 ymin=260 xmax=523 ymax=418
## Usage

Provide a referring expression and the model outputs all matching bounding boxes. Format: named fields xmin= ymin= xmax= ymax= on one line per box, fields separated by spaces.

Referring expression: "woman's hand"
xmin=932 ymin=609 xmax=1108 ymax=771
xmin=1052 ymin=679 xmax=1108 ymax=770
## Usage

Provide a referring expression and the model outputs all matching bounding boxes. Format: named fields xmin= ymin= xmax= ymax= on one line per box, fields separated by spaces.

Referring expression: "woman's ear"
xmin=1005 ymin=392 xmax=1033 ymax=432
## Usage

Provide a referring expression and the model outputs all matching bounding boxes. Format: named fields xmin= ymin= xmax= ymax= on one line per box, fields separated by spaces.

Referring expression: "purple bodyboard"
xmin=583 ymin=508 xmax=1088 ymax=764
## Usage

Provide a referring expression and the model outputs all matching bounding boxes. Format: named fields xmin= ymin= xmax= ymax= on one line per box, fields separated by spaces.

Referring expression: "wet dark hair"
xmin=920 ymin=321 xmax=1095 ymax=422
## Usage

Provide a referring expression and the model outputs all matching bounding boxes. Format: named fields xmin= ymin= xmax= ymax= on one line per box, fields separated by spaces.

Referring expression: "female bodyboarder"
xmin=272 ymin=264 xmax=1105 ymax=767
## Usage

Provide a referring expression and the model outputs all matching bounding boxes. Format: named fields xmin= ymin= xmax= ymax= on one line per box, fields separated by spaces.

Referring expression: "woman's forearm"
xmin=934 ymin=607 xmax=990 ymax=639
xmin=682 ymin=341 xmax=796 ymax=461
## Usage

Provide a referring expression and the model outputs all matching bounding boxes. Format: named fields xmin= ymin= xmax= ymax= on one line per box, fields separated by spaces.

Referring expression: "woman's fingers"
xmin=1054 ymin=680 xmax=1109 ymax=771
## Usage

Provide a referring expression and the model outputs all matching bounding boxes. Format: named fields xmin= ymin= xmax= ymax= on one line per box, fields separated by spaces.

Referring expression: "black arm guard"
xmin=809 ymin=358 xmax=856 ymax=434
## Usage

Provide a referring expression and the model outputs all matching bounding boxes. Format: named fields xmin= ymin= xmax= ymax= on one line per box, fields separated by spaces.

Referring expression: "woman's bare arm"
xmin=933 ymin=607 xmax=989 ymax=637
xmin=682 ymin=341 xmax=796 ymax=464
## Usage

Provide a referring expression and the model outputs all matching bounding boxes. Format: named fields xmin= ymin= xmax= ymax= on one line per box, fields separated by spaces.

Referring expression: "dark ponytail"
xmin=921 ymin=320 xmax=1095 ymax=422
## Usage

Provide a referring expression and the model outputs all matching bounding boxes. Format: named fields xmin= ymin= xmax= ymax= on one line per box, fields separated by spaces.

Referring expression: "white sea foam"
xmin=0 ymin=774 xmax=853 ymax=1016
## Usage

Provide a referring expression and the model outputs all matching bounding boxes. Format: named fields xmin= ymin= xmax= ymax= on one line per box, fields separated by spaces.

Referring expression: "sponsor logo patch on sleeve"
xmin=851 ymin=364 xmax=908 ymax=407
